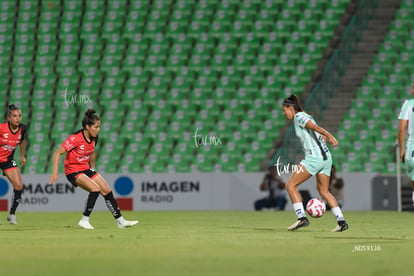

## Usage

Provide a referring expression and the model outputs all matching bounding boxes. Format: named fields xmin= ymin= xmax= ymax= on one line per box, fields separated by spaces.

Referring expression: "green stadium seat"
xmin=3 ymin=0 xmax=355 ymax=173
xmin=340 ymin=161 xmax=363 ymax=173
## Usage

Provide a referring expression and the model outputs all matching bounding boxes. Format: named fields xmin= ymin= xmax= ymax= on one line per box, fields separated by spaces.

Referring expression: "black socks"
xmin=104 ymin=191 xmax=122 ymax=219
xmin=9 ymin=189 xmax=22 ymax=215
xmin=83 ymin=191 xmax=100 ymax=217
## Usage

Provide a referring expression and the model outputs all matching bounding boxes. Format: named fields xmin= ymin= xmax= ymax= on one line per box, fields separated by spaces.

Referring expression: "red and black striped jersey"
xmin=62 ymin=130 xmax=98 ymax=175
xmin=0 ymin=122 xmax=27 ymax=163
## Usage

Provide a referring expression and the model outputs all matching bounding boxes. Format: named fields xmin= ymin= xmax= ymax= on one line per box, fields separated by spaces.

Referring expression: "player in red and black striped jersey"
xmin=0 ymin=104 xmax=27 ymax=224
xmin=49 ymin=109 xmax=138 ymax=229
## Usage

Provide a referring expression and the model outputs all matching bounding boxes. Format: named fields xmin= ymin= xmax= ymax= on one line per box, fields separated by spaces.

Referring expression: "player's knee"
xmin=91 ymin=187 xmax=100 ymax=193
xmin=89 ymin=183 xmax=101 ymax=193
xmin=319 ymin=190 xmax=332 ymax=200
xmin=317 ymin=185 xmax=328 ymax=194
xmin=285 ymin=182 xmax=297 ymax=192
xmin=101 ymin=187 xmax=112 ymax=196
xmin=13 ymin=182 xmax=23 ymax=191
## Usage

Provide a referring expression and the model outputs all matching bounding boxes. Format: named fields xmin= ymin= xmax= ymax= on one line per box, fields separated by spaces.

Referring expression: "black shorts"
xmin=0 ymin=159 xmax=18 ymax=174
xmin=66 ymin=168 xmax=98 ymax=186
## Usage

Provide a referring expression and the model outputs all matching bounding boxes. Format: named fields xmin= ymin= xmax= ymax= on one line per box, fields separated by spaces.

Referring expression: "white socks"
xmin=116 ymin=216 xmax=126 ymax=224
xmin=81 ymin=215 xmax=90 ymax=222
xmin=331 ymin=206 xmax=345 ymax=221
xmin=293 ymin=202 xmax=306 ymax=219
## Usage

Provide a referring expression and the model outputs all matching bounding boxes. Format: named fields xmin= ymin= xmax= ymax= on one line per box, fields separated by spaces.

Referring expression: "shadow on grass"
xmin=0 ymin=225 xmax=77 ymax=231
xmin=313 ymin=236 xmax=407 ymax=241
xmin=224 ymin=226 xmax=287 ymax=232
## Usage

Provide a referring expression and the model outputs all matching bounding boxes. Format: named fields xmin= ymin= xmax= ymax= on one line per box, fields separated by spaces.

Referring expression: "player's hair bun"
xmin=85 ymin=108 xmax=96 ymax=117
xmin=82 ymin=108 xmax=100 ymax=128
xmin=8 ymin=104 xmax=19 ymax=110
xmin=7 ymin=104 xmax=20 ymax=116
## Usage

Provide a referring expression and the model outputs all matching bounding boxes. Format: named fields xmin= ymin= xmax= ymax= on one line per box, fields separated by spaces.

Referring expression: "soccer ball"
xmin=306 ymin=198 xmax=326 ymax=218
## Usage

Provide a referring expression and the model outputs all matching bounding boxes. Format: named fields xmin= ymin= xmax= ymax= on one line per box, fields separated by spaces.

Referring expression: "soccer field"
xmin=0 ymin=211 xmax=412 ymax=276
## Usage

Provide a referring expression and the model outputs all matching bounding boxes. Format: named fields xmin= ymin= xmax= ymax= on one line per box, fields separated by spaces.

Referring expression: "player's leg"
xmin=91 ymin=174 xmax=121 ymax=218
xmin=74 ymin=174 xmax=101 ymax=229
xmin=92 ymin=174 xmax=138 ymax=228
xmin=286 ymin=164 xmax=312 ymax=231
xmin=75 ymin=173 xmax=100 ymax=192
xmin=286 ymin=165 xmax=312 ymax=213
xmin=316 ymin=173 xmax=339 ymax=209
xmin=4 ymin=167 xmax=23 ymax=224
xmin=316 ymin=172 xmax=348 ymax=232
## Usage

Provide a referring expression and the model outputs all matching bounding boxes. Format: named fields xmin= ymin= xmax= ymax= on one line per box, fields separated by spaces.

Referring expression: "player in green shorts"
xmin=281 ymin=94 xmax=348 ymax=232
xmin=398 ymin=83 xmax=414 ymax=208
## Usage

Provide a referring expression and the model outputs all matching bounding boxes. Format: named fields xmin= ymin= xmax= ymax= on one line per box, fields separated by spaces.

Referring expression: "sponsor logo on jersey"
xmin=1 ymin=144 xmax=16 ymax=152
xmin=77 ymin=156 xmax=90 ymax=162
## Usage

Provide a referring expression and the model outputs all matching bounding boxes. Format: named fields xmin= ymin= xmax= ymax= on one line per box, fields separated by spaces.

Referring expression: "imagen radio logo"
xmin=0 ymin=178 xmax=9 ymax=211
xmin=114 ymin=176 xmax=134 ymax=210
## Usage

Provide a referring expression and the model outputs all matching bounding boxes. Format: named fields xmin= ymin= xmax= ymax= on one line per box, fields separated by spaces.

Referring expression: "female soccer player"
xmin=281 ymin=95 xmax=348 ymax=232
xmin=48 ymin=109 xmax=138 ymax=229
xmin=398 ymin=83 xmax=414 ymax=208
xmin=0 ymin=104 xmax=27 ymax=224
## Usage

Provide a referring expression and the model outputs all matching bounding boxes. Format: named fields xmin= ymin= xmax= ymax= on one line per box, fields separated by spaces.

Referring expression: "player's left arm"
xmin=19 ymin=140 xmax=26 ymax=166
xmin=89 ymin=152 xmax=96 ymax=169
xmin=305 ymin=120 xmax=338 ymax=147
xmin=19 ymin=125 xmax=28 ymax=166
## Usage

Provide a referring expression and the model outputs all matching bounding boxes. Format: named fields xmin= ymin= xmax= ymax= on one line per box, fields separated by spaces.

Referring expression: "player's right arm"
xmin=398 ymin=100 xmax=409 ymax=163
xmin=305 ymin=120 xmax=338 ymax=147
xmin=398 ymin=119 xmax=408 ymax=162
xmin=48 ymin=146 xmax=66 ymax=184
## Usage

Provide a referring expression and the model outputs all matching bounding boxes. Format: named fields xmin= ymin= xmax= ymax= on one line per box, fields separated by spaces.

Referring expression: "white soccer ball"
xmin=306 ymin=198 xmax=326 ymax=218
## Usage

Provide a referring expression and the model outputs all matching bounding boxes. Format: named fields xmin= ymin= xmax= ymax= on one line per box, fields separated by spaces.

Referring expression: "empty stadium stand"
xmin=1 ymin=0 xmax=356 ymax=174
xmin=331 ymin=0 xmax=406 ymax=173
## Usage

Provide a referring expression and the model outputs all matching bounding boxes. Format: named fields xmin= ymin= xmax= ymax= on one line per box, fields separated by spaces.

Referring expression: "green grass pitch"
xmin=0 ymin=211 xmax=413 ymax=276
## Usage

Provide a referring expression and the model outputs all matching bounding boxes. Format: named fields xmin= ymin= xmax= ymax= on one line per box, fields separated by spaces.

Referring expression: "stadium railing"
xmin=272 ymin=0 xmax=378 ymax=166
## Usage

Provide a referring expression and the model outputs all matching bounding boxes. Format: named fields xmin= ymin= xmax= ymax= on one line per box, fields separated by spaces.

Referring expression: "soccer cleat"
xmin=117 ymin=219 xmax=139 ymax=229
xmin=7 ymin=214 xmax=17 ymax=225
xmin=78 ymin=220 xmax=94 ymax=230
xmin=331 ymin=221 xmax=349 ymax=232
xmin=288 ymin=217 xmax=309 ymax=231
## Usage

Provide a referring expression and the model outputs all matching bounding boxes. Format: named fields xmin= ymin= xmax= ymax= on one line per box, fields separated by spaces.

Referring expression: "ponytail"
xmin=82 ymin=108 xmax=100 ymax=128
xmin=282 ymin=94 xmax=304 ymax=112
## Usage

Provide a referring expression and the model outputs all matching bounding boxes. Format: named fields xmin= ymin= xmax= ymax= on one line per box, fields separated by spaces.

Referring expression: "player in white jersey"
xmin=398 ymin=83 xmax=414 ymax=207
xmin=281 ymin=95 xmax=348 ymax=232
